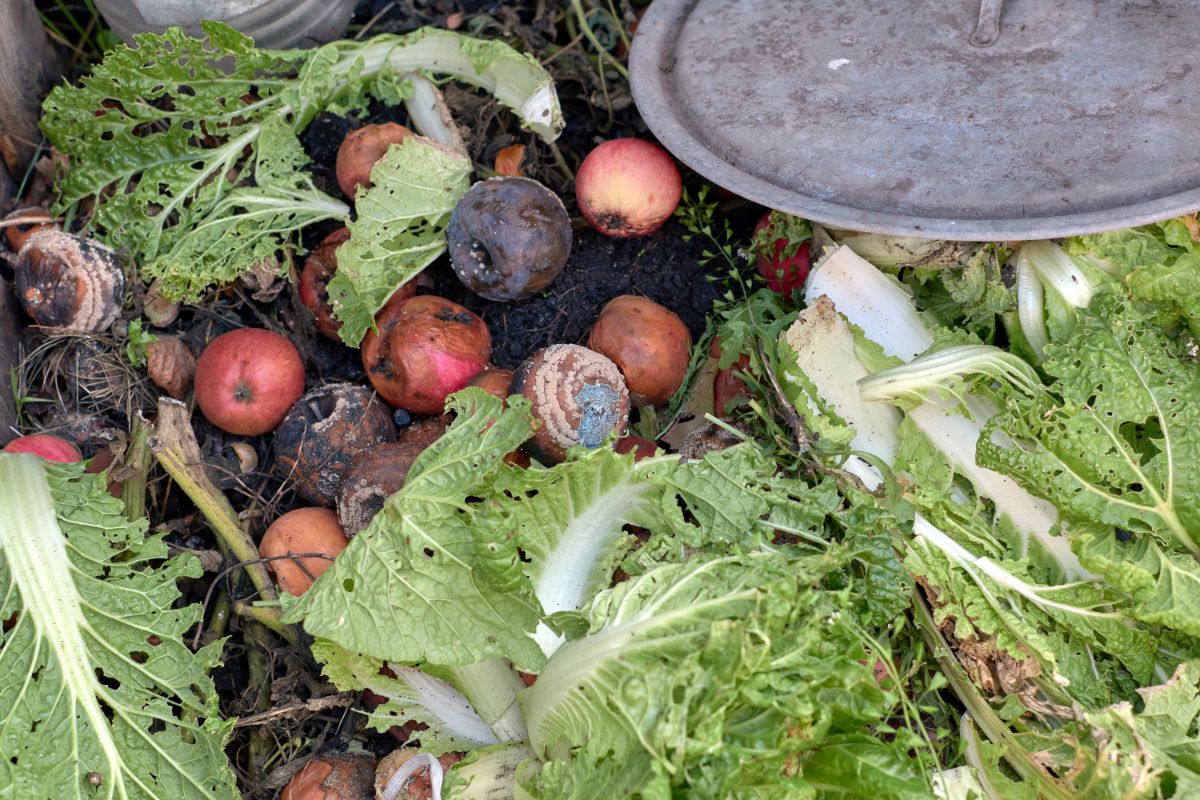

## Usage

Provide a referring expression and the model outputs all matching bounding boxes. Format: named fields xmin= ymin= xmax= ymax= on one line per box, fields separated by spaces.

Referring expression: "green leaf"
xmin=310 ymin=640 xmax=500 ymax=753
xmin=979 ymin=296 xmax=1200 ymax=561
xmin=41 ymin=23 xmax=562 ymax=303
xmin=327 ymin=136 xmax=473 ymax=346
xmin=803 ymin=740 xmax=936 ymax=800
xmin=285 ymin=391 xmax=546 ymax=669
xmin=0 ymin=455 xmax=236 ymax=800
xmin=484 ymin=447 xmax=658 ymax=654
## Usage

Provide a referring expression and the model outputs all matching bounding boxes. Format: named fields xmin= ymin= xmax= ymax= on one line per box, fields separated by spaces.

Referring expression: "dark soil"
xmin=430 ymin=219 xmax=723 ymax=369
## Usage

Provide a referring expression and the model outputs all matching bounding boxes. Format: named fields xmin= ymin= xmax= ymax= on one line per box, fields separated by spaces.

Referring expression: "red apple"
xmin=753 ymin=212 xmax=811 ymax=295
xmin=194 ymin=328 xmax=305 ymax=436
xmin=361 ymin=295 xmax=491 ymax=415
xmin=3 ymin=434 xmax=81 ymax=462
xmin=575 ymin=138 xmax=681 ymax=238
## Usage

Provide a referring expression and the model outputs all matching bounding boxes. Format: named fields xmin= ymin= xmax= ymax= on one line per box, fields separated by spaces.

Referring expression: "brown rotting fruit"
xmin=259 ymin=507 xmax=348 ymax=596
xmin=274 ymin=383 xmax=396 ymax=506
xmin=361 ymin=295 xmax=491 ymax=415
xmin=512 ymin=344 xmax=631 ymax=465
xmin=336 ymin=441 xmax=427 ymax=536
xmin=281 ymin=751 xmax=375 ymax=800
xmin=447 ymin=176 xmax=572 ymax=301
xmin=336 ymin=122 xmax=414 ymax=199
xmin=145 ymin=336 xmax=196 ymax=400
xmin=15 ymin=230 xmax=124 ymax=333
xmin=587 ymin=295 xmax=692 ymax=407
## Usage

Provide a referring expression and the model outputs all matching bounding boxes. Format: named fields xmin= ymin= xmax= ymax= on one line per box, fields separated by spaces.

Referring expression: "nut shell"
xmin=145 ymin=336 xmax=196 ymax=400
xmin=336 ymin=441 xmax=426 ymax=535
xmin=512 ymin=344 xmax=631 ymax=464
xmin=361 ymin=295 xmax=491 ymax=415
xmin=587 ymin=295 xmax=692 ymax=406
xmin=274 ymin=383 xmax=396 ymax=506
xmin=447 ymin=177 xmax=571 ymax=301
xmin=15 ymin=230 xmax=124 ymax=332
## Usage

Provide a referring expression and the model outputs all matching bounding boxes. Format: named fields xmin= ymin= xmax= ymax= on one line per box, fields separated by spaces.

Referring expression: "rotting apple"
xmin=752 ymin=211 xmax=811 ymax=295
xmin=3 ymin=433 xmax=82 ymax=462
xmin=194 ymin=328 xmax=306 ymax=436
xmin=575 ymin=138 xmax=681 ymax=238
xmin=361 ymin=295 xmax=491 ymax=415
xmin=259 ymin=507 xmax=348 ymax=596
xmin=281 ymin=751 xmax=375 ymax=800
xmin=512 ymin=344 xmax=631 ymax=464
xmin=335 ymin=122 xmax=413 ymax=199
xmin=298 ymin=228 xmax=352 ymax=341
xmin=586 ymin=295 xmax=691 ymax=407
xmin=447 ymin=176 xmax=572 ymax=301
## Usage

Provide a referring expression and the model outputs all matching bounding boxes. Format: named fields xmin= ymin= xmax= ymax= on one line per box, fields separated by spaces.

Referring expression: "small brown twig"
xmin=233 ymin=693 xmax=356 ymax=728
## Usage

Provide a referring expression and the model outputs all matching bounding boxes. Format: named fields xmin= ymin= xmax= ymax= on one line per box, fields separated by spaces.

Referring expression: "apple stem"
xmin=148 ymin=399 xmax=294 ymax=638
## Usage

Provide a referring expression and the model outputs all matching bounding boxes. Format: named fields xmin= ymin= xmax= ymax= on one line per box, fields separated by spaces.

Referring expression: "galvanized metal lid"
xmin=629 ymin=0 xmax=1200 ymax=240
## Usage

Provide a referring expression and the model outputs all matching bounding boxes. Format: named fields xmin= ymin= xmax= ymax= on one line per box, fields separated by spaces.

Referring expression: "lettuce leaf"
xmin=979 ymin=295 xmax=1200 ymax=636
xmin=0 ymin=455 xmax=236 ymax=800
xmin=328 ymin=137 xmax=473 ymax=345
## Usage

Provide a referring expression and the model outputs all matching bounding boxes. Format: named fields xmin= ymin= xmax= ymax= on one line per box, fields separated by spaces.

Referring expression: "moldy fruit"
xmin=512 ymin=344 xmax=631 ymax=464
xmin=447 ymin=176 xmax=572 ymax=301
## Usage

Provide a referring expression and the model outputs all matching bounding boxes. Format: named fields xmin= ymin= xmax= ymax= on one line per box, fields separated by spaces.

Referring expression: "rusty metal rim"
xmin=628 ymin=0 xmax=1200 ymax=241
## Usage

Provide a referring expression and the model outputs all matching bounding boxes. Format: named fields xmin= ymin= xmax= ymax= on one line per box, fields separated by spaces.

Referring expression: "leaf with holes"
xmin=0 ymin=455 xmax=235 ymax=800
xmin=978 ymin=295 xmax=1200 ymax=632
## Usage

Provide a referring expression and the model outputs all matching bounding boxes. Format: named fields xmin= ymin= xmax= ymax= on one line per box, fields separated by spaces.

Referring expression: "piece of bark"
xmin=0 ymin=0 xmax=58 ymax=186
xmin=0 ymin=278 xmax=24 ymax=444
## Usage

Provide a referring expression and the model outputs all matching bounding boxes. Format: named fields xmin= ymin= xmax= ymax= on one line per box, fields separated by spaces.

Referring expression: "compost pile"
xmin=4 ymin=3 xmax=1200 ymax=799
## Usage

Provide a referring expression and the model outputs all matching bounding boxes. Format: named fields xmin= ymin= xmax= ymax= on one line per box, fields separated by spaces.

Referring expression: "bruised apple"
xmin=259 ymin=507 xmax=348 ymax=596
xmin=361 ymin=295 xmax=491 ymax=415
xmin=575 ymin=138 xmax=681 ymax=238
xmin=194 ymin=328 xmax=305 ymax=436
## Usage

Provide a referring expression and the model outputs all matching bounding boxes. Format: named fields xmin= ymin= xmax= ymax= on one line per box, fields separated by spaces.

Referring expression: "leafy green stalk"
xmin=0 ymin=455 xmax=236 ymax=800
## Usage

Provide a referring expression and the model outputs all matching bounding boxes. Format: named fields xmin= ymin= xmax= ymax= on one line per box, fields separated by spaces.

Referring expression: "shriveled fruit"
xmin=259 ymin=507 xmax=348 ymax=595
xmin=447 ymin=177 xmax=571 ymax=301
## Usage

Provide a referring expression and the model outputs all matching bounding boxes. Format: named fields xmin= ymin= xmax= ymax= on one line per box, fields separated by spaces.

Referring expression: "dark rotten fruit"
xmin=281 ymin=751 xmax=375 ymax=800
xmin=512 ymin=344 xmax=631 ymax=464
xmin=194 ymin=328 xmax=306 ymax=436
xmin=586 ymin=295 xmax=692 ymax=407
xmin=361 ymin=295 xmax=491 ymax=415
xmin=274 ymin=383 xmax=396 ymax=506
xmin=336 ymin=441 xmax=426 ymax=536
xmin=447 ymin=176 xmax=572 ymax=301
xmin=15 ymin=230 xmax=124 ymax=333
